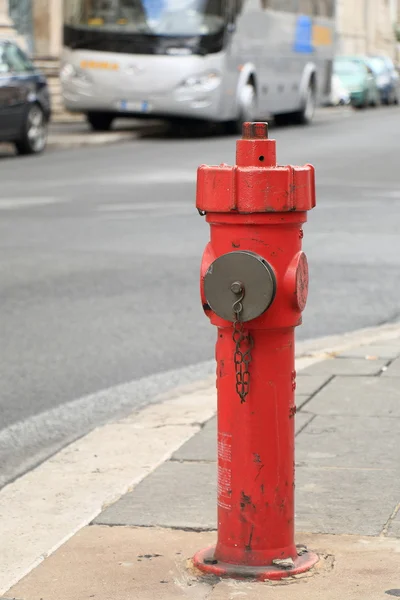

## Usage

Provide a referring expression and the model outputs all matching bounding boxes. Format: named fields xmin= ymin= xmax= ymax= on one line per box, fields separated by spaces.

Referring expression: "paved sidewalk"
xmin=3 ymin=335 xmax=399 ymax=600
xmin=47 ymin=119 xmax=166 ymax=149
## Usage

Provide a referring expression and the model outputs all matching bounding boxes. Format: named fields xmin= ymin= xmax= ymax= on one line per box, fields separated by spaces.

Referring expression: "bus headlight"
xmin=179 ymin=72 xmax=221 ymax=92
xmin=60 ymin=64 xmax=91 ymax=84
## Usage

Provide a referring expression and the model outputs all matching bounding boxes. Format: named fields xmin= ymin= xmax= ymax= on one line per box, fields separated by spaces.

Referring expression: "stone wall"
xmin=336 ymin=0 xmax=397 ymax=58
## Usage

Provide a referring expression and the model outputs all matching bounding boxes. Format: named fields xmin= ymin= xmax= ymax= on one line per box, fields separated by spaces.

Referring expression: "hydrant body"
xmin=193 ymin=123 xmax=318 ymax=580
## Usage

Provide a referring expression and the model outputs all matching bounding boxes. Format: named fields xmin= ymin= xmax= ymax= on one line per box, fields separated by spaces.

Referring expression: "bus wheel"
xmin=225 ymin=82 xmax=257 ymax=134
xmin=87 ymin=112 xmax=114 ymax=132
xmin=292 ymin=81 xmax=316 ymax=125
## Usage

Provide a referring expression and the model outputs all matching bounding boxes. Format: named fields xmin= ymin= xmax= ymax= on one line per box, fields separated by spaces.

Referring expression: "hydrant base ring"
xmin=193 ymin=546 xmax=319 ymax=582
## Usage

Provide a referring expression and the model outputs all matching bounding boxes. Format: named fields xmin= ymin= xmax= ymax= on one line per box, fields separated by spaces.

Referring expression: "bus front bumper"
xmin=62 ymin=82 xmax=224 ymax=121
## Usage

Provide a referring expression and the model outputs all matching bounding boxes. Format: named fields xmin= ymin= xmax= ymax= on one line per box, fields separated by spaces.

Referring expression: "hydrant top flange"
xmin=204 ymin=251 xmax=276 ymax=323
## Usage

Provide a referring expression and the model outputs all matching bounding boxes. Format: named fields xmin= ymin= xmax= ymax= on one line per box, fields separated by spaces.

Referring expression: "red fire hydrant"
xmin=193 ymin=122 xmax=317 ymax=581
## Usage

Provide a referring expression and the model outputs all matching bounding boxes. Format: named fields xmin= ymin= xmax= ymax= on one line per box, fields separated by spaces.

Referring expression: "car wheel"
xmin=225 ymin=82 xmax=257 ymax=135
xmin=15 ymin=103 xmax=48 ymax=156
xmin=87 ymin=112 xmax=114 ymax=132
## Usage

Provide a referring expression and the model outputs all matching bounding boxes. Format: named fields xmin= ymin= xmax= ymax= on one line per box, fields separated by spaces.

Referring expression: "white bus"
xmin=61 ymin=0 xmax=335 ymax=132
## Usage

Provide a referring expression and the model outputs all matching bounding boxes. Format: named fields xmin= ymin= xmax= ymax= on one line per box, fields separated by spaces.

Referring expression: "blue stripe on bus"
xmin=142 ymin=0 xmax=165 ymax=19
xmin=294 ymin=15 xmax=314 ymax=54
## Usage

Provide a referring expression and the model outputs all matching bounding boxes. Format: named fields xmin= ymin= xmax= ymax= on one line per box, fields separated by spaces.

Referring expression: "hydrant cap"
xmin=242 ymin=122 xmax=269 ymax=140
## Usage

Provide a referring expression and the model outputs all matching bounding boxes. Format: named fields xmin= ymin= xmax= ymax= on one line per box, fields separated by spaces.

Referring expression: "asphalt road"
xmin=1 ymin=106 xmax=399 ymax=486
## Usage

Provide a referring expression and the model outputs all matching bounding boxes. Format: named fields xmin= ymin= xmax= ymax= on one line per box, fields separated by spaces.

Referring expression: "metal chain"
xmin=232 ymin=287 xmax=254 ymax=403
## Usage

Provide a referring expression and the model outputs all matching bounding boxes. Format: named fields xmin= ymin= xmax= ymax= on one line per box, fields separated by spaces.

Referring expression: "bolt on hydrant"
xmin=193 ymin=122 xmax=317 ymax=581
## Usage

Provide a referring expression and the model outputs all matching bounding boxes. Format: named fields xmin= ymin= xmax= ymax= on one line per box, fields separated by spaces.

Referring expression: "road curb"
xmin=296 ymin=319 xmax=400 ymax=359
xmin=47 ymin=131 xmax=141 ymax=149
xmin=47 ymin=123 xmax=166 ymax=149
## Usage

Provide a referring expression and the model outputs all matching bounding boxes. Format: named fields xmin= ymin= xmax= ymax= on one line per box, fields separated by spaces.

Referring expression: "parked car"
xmin=365 ymin=56 xmax=400 ymax=105
xmin=330 ymin=74 xmax=351 ymax=106
xmin=0 ymin=40 xmax=51 ymax=155
xmin=333 ymin=56 xmax=380 ymax=109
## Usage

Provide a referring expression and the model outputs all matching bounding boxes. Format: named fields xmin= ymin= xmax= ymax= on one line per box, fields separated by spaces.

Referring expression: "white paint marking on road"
xmin=100 ymin=170 xmax=196 ymax=185
xmin=1 ymin=319 xmax=400 ymax=595
xmin=0 ymin=197 xmax=62 ymax=210
xmin=97 ymin=201 xmax=192 ymax=213
xmin=360 ymin=189 xmax=400 ymax=199
xmin=317 ymin=180 xmax=399 ymax=190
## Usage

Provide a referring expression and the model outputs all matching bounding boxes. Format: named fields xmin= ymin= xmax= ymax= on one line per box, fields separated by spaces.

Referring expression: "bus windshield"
xmin=65 ymin=0 xmax=225 ymax=36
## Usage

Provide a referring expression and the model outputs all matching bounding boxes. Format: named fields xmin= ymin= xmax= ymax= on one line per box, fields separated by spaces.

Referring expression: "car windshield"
xmin=334 ymin=60 xmax=364 ymax=77
xmin=64 ymin=0 xmax=226 ymax=36
xmin=0 ymin=44 xmax=8 ymax=73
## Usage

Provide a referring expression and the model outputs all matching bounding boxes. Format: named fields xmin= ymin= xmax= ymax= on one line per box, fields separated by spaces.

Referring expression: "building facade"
xmin=336 ymin=0 xmax=398 ymax=58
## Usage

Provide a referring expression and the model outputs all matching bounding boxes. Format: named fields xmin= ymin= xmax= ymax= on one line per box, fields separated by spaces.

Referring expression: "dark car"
xmin=366 ymin=56 xmax=400 ymax=105
xmin=0 ymin=40 xmax=51 ymax=155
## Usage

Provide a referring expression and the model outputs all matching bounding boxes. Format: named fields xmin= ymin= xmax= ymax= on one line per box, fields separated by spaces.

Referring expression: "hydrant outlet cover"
xmin=204 ymin=251 xmax=276 ymax=323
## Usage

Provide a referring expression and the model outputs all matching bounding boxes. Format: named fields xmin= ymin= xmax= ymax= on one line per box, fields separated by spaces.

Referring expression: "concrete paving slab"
xmin=95 ymin=461 xmax=217 ymax=530
xmin=296 ymin=415 xmax=400 ymax=468
xmin=209 ymin=534 xmax=400 ymax=600
xmin=296 ymin=375 xmax=331 ymax=396
xmin=3 ymin=525 xmax=216 ymax=600
xmin=5 ymin=527 xmax=400 ymax=600
xmin=295 ymin=412 xmax=315 ymax=434
xmin=96 ymin=413 xmax=398 ymax=535
xmin=388 ymin=508 xmax=400 ymax=538
xmin=296 ymin=465 xmax=399 ymax=535
xmin=172 ymin=413 xmax=315 ymax=462
xmin=300 ymin=358 xmax=387 ymax=377
xmin=338 ymin=343 xmax=400 ymax=360
xmin=305 ymin=376 xmax=400 ymax=416
xmin=173 ymin=417 xmax=216 ymax=462
xmin=382 ymin=357 xmax=400 ymax=377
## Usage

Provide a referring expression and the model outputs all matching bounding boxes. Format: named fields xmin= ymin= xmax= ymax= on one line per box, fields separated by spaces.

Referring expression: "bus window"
xmin=297 ymin=0 xmax=334 ymax=17
xmin=313 ymin=0 xmax=334 ymax=17
xmin=261 ymin=0 xmax=296 ymax=12
xmin=298 ymin=0 xmax=313 ymax=15
xmin=261 ymin=0 xmax=295 ymax=11
xmin=64 ymin=0 xmax=226 ymax=35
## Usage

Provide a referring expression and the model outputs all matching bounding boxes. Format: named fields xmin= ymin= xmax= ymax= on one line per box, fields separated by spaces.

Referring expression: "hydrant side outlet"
xmin=193 ymin=123 xmax=318 ymax=581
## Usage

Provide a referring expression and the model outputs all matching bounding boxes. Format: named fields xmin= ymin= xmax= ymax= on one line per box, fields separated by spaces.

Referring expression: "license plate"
xmin=119 ymin=100 xmax=150 ymax=113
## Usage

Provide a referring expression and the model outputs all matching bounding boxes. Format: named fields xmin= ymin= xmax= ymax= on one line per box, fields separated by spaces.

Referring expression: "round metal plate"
xmin=204 ymin=251 xmax=276 ymax=323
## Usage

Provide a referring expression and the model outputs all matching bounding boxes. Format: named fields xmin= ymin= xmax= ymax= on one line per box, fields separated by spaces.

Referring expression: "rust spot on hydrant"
xmin=240 ymin=491 xmax=252 ymax=509
xmin=291 ymin=370 xmax=297 ymax=392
